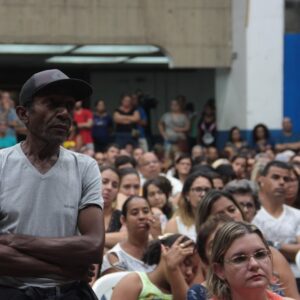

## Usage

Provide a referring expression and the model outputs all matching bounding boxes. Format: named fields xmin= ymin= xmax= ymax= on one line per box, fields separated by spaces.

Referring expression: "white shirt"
xmin=252 ymin=204 xmax=300 ymax=244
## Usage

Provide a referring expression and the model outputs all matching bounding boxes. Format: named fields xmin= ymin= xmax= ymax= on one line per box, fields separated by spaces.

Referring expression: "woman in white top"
xmin=101 ymin=195 xmax=161 ymax=276
xmin=164 ymin=171 xmax=213 ymax=241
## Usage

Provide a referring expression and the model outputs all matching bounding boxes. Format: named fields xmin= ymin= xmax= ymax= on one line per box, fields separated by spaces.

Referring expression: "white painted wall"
xmin=246 ymin=0 xmax=284 ymax=128
xmin=216 ymin=0 xmax=284 ymax=131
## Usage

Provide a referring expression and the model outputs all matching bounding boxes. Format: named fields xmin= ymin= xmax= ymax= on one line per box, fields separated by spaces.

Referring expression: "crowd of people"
xmin=0 ymin=70 xmax=300 ymax=300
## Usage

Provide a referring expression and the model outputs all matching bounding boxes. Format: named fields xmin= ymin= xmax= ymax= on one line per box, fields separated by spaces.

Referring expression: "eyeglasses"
xmin=190 ymin=186 xmax=210 ymax=194
xmin=224 ymin=249 xmax=270 ymax=266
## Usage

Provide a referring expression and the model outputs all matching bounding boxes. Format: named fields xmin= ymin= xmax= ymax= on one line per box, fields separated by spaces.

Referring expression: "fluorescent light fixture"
xmin=73 ymin=45 xmax=160 ymax=54
xmin=126 ymin=57 xmax=169 ymax=64
xmin=0 ymin=44 xmax=75 ymax=54
xmin=46 ymin=56 xmax=128 ymax=64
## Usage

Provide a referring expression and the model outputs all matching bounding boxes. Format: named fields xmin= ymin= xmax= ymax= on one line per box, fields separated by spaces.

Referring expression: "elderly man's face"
xmin=22 ymin=94 xmax=75 ymax=145
xmin=139 ymin=153 xmax=161 ymax=179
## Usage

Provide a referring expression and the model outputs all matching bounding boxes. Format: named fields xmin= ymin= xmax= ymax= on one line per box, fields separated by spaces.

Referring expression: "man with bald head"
xmin=275 ymin=117 xmax=300 ymax=152
xmin=138 ymin=152 xmax=182 ymax=196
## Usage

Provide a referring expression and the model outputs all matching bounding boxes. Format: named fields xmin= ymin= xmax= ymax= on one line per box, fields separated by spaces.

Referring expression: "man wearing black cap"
xmin=0 ymin=69 xmax=104 ymax=299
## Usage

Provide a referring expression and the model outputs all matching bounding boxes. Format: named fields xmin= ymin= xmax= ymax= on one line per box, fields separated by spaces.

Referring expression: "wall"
xmin=0 ymin=0 xmax=231 ymax=68
xmin=216 ymin=0 xmax=284 ymax=148
xmin=284 ymin=34 xmax=300 ymax=132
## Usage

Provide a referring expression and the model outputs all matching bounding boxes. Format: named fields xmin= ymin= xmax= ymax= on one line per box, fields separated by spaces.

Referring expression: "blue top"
xmin=0 ymin=135 xmax=17 ymax=148
xmin=187 ymin=284 xmax=207 ymax=300
xmin=92 ymin=113 xmax=113 ymax=141
xmin=275 ymin=132 xmax=300 ymax=144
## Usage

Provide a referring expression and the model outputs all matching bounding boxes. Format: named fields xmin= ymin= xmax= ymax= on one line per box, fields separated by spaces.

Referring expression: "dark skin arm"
xmin=0 ymin=206 xmax=105 ymax=267
xmin=0 ymin=243 xmax=96 ymax=281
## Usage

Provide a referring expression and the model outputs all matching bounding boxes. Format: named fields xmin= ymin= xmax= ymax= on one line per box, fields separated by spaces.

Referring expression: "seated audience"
xmin=103 ymin=143 xmax=120 ymax=166
xmin=285 ymin=166 xmax=300 ymax=209
xmin=143 ymin=176 xmax=174 ymax=229
xmin=224 ymin=179 xmax=260 ymax=222
xmin=231 ymin=154 xmax=247 ymax=179
xmin=115 ymin=155 xmax=137 ymax=170
xmin=195 ymin=190 xmax=300 ymax=299
xmin=251 ymin=123 xmax=274 ymax=153
xmin=173 ymin=153 xmax=193 ymax=185
xmin=116 ymin=168 xmax=141 ymax=210
xmin=112 ymin=234 xmax=198 ymax=300
xmin=226 ymin=126 xmax=248 ymax=153
xmin=101 ymin=166 xmax=125 ymax=251
xmin=207 ymin=222 xmax=294 ymax=300
xmin=138 ymin=152 xmax=182 ymax=197
xmin=165 ymin=171 xmax=213 ymax=241
xmin=101 ymin=196 xmax=161 ymax=275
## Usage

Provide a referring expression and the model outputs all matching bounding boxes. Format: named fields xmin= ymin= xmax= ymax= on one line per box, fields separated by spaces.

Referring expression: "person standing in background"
xmin=158 ymin=98 xmax=190 ymax=155
xmin=92 ymin=99 xmax=113 ymax=152
xmin=113 ymin=93 xmax=140 ymax=148
xmin=73 ymin=100 xmax=94 ymax=150
xmin=197 ymin=99 xmax=217 ymax=147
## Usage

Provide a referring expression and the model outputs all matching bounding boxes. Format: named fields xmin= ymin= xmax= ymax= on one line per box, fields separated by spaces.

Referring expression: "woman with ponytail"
xmin=111 ymin=234 xmax=198 ymax=300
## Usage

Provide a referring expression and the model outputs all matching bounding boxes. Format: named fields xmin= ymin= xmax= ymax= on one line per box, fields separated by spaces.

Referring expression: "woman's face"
xmin=102 ymin=169 xmax=120 ymax=208
xmin=146 ymin=184 xmax=167 ymax=209
xmin=232 ymin=158 xmax=247 ymax=179
xmin=123 ymin=198 xmax=151 ymax=233
xmin=96 ymin=100 xmax=105 ymax=112
xmin=186 ymin=176 xmax=212 ymax=209
xmin=233 ymin=193 xmax=257 ymax=222
xmin=119 ymin=174 xmax=140 ymax=196
xmin=231 ymin=128 xmax=241 ymax=142
xmin=214 ymin=234 xmax=272 ymax=293
xmin=176 ymin=158 xmax=192 ymax=177
xmin=121 ymin=96 xmax=132 ymax=109
xmin=210 ymin=196 xmax=243 ymax=221
xmin=178 ymin=250 xmax=199 ymax=286
xmin=170 ymin=100 xmax=181 ymax=113
xmin=255 ymin=126 xmax=266 ymax=140
xmin=213 ymin=178 xmax=224 ymax=190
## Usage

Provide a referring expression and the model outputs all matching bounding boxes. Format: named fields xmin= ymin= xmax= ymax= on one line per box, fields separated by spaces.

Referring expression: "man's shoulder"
xmin=284 ymin=204 xmax=300 ymax=217
xmin=252 ymin=206 xmax=269 ymax=222
xmin=60 ymin=147 xmax=97 ymax=167
xmin=0 ymin=143 xmax=20 ymax=157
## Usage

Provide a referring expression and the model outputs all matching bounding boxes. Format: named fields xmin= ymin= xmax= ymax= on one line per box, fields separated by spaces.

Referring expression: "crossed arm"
xmin=280 ymin=240 xmax=300 ymax=261
xmin=113 ymin=111 xmax=140 ymax=124
xmin=0 ymin=205 xmax=104 ymax=280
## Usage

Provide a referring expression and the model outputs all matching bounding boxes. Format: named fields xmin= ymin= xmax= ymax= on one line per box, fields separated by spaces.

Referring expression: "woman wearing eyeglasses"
xmin=195 ymin=190 xmax=300 ymax=299
xmin=164 ymin=171 xmax=213 ymax=241
xmin=224 ymin=179 xmax=260 ymax=222
xmin=208 ymin=222 xmax=294 ymax=300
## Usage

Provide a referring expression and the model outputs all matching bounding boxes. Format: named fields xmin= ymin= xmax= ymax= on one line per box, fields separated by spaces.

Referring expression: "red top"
xmin=73 ymin=108 xmax=93 ymax=144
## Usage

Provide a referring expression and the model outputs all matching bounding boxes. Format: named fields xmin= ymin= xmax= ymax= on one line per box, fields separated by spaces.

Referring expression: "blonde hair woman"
xmin=208 ymin=222 xmax=295 ymax=300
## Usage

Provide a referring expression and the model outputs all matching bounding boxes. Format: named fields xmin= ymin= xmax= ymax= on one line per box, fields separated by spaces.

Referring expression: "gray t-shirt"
xmin=0 ymin=143 xmax=103 ymax=288
xmin=160 ymin=112 xmax=188 ymax=142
